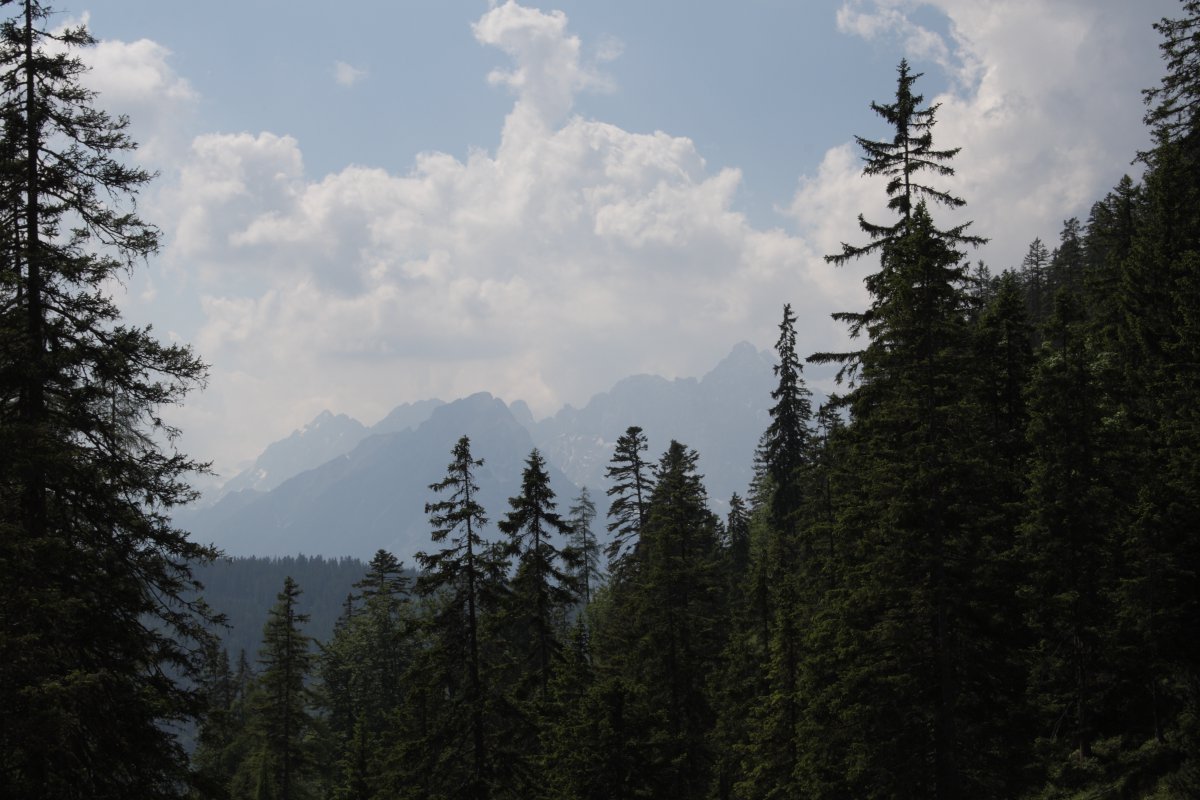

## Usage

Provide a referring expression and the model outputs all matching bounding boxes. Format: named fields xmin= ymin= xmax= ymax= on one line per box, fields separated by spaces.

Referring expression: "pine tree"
xmin=604 ymin=425 xmax=655 ymax=570
xmin=414 ymin=435 xmax=509 ymax=800
xmin=0 ymin=4 xmax=218 ymax=798
xmin=807 ymin=60 xmax=1029 ymax=799
xmin=566 ymin=486 xmax=602 ymax=605
xmin=1019 ymin=237 xmax=1052 ymax=332
xmin=622 ymin=441 xmax=724 ymax=799
xmin=499 ymin=450 xmax=576 ymax=700
xmin=237 ymin=577 xmax=318 ymax=800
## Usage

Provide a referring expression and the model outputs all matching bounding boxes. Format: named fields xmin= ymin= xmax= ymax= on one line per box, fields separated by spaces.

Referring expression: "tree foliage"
xmin=0 ymin=3 xmax=218 ymax=797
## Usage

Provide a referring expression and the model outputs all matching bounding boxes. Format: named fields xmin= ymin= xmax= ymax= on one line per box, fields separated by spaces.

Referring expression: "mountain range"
xmin=180 ymin=342 xmax=784 ymax=561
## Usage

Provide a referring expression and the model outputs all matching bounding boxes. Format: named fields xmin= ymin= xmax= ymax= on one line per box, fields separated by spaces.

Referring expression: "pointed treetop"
xmin=827 ymin=58 xmax=985 ymax=267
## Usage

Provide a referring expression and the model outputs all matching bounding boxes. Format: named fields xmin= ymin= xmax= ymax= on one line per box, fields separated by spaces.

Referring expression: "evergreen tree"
xmin=826 ymin=58 xmax=982 ymax=267
xmin=622 ymin=441 xmax=724 ymax=799
xmin=192 ymin=647 xmax=254 ymax=800
xmin=414 ymin=435 xmax=510 ymax=800
xmin=537 ymin=619 xmax=612 ymax=800
xmin=1019 ymin=236 xmax=1052 ymax=332
xmin=316 ymin=551 xmax=414 ymax=800
xmin=761 ymin=303 xmax=812 ymax=531
xmin=604 ymin=425 xmax=655 ymax=569
xmin=566 ymin=486 xmax=602 ymax=605
xmin=1048 ymin=217 xmax=1086 ymax=299
xmin=808 ymin=60 xmax=1026 ymax=799
xmin=499 ymin=449 xmax=576 ymax=699
xmin=735 ymin=303 xmax=815 ymax=800
xmin=723 ymin=492 xmax=751 ymax=582
xmin=236 ymin=577 xmax=318 ymax=800
xmin=1017 ymin=292 xmax=1124 ymax=788
xmin=0 ymin=4 xmax=218 ymax=798
xmin=1142 ymin=0 xmax=1200 ymax=146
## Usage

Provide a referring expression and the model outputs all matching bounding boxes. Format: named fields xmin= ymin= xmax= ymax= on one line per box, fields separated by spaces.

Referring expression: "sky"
xmin=61 ymin=0 xmax=1178 ymax=481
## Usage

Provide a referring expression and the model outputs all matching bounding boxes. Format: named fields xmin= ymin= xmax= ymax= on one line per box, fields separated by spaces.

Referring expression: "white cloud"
xmin=142 ymin=1 xmax=1166 ymax=478
xmin=473 ymin=0 xmax=613 ymax=134
xmin=334 ymin=60 xmax=368 ymax=88
xmin=794 ymin=0 xmax=1164 ymax=275
xmin=84 ymin=35 xmax=198 ymax=165
xmin=837 ymin=0 xmax=952 ymax=68
xmin=152 ymin=3 xmax=848 ymax=475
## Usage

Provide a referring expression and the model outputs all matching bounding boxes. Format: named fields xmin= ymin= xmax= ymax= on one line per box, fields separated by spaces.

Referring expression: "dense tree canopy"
xmin=0 ymin=2 xmax=217 ymax=797
xmin=7 ymin=2 xmax=1200 ymax=799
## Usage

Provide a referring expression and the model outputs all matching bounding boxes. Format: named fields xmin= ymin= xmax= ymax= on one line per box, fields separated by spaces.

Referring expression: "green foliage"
xmin=604 ymin=425 xmax=655 ymax=570
xmin=566 ymin=486 xmax=603 ymax=605
xmin=0 ymin=3 xmax=218 ymax=797
xmin=414 ymin=435 xmax=511 ymax=799
xmin=232 ymin=577 xmax=319 ymax=800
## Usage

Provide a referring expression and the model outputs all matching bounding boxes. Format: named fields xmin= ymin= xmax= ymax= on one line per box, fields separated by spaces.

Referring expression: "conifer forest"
xmin=3 ymin=0 xmax=1200 ymax=798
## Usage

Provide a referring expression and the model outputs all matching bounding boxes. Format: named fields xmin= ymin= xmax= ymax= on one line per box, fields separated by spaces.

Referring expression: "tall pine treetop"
xmin=827 ymin=58 xmax=985 ymax=267
xmin=1143 ymin=0 xmax=1200 ymax=147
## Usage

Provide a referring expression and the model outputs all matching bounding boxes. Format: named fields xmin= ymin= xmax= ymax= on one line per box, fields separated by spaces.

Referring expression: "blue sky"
xmin=64 ymin=0 xmax=1178 ymax=479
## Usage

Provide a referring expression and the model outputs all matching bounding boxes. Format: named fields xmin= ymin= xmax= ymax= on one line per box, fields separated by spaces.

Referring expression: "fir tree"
xmin=604 ymin=425 xmax=655 ymax=570
xmin=414 ymin=435 xmax=509 ymax=800
xmin=238 ymin=577 xmax=318 ymax=800
xmin=499 ymin=450 xmax=575 ymax=689
xmin=566 ymin=486 xmax=602 ymax=605
xmin=622 ymin=441 xmax=724 ymax=799
xmin=0 ymin=4 xmax=218 ymax=798
xmin=807 ymin=60 xmax=1026 ymax=799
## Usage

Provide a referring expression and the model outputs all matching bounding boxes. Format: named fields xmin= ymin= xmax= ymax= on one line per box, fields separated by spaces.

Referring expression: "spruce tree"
xmin=735 ymin=303 xmax=815 ymax=800
xmin=499 ymin=450 xmax=575 ymax=685
xmin=808 ymin=60 xmax=1026 ymax=799
xmin=0 ymin=4 xmax=218 ymax=798
xmin=622 ymin=441 xmax=723 ymax=799
xmin=1019 ymin=236 xmax=1052 ymax=333
xmin=566 ymin=486 xmax=602 ymax=605
xmin=316 ymin=551 xmax=414 ymax=799
xmin=237 ymin=577 xmax=318 ymax=800
xmin=604 ymin=425 xmax=655 ymax=569
xmin=414 ymin=435 xmax=509 ymax=800
xmin=1017 ymin=291 xmax=1124 ymax=786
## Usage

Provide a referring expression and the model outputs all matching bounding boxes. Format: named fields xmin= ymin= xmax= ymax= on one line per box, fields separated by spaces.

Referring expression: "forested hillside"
xmin=194 ymin=556 xmax=370 ymax=664
xmin=3 ymin=1 xmax=1199 ymax=799
xmin=191 ymin=5 xmax=1200 ymax=797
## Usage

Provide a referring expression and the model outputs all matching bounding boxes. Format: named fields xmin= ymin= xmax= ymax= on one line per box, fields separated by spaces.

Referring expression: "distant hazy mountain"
xmin=527 ymin=341 xmax=776 ymax=510
xmin=183 ymin=343 xmax=781 ymax=559
xmin=184 ymin=393 xmax=574 ymax=561
xmin=370 ymin=398 xmax=445 ymax=435
xmin=217 ymin=399 xmax=444 ymax=498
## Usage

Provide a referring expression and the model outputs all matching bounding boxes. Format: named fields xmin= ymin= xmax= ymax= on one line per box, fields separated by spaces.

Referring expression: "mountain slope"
xmin=185 ymin=394 xmax=575 ymax=560
xmin=528 ymin=341 xmax=776 ymax=508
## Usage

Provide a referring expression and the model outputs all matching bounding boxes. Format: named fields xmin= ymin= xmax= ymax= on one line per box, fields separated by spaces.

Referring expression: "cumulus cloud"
xmin=142 ymin=1 xmax=1166 ymax=477
xmin=153 ymin=3 xmax=845 ymax=475
xmin=837 ymin=0 xmax=952 ymax=69
xmin=334 ymin=61 xmax=368 ymax=87
xmin=84 ymin=33 xmax=198 ymax=165
xmin=473 ymin=0 xmax=613 ymax=134
xmin=791 ymin=0 xmax=1164 ymax=275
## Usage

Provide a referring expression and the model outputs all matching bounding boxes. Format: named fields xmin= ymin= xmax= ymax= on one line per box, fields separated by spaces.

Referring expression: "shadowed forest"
xmin=2 ymin=1 xmax=1199 ymax=799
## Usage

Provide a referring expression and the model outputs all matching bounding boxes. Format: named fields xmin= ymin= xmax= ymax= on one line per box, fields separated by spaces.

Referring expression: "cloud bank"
xmin=88 ymin=0 xmax=1168 ymax=477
